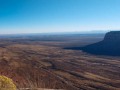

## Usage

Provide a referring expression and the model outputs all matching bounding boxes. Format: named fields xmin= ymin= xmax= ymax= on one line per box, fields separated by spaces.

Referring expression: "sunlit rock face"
xmin=82 ymin=31 xmax=120 ymax=56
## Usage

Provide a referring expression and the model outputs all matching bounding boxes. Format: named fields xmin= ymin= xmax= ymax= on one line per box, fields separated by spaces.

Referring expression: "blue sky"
xmin=0 ymin=0 xmax=120 ymax=34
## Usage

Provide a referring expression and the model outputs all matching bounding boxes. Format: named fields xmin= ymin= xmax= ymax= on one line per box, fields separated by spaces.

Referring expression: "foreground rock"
xmin=0 ymin=75 xmax=16 ymax=90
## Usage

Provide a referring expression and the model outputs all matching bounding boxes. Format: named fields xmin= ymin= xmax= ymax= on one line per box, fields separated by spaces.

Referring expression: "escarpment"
xmin=82 ymin=31 xmax=120 ymax=56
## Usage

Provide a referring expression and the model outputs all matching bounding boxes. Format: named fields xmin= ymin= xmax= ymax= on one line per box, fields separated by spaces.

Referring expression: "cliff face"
xmin=104 ymin=31 xmax=120 ymax=42
xmin=82 ymin=31 xmax=120 ymax=56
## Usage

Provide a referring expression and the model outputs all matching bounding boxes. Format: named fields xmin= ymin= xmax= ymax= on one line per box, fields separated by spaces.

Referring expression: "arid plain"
xmin=0 ymin=34 xmax=119 ymax=90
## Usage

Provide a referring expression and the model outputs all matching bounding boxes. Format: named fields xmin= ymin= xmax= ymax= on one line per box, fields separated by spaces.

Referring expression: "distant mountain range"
xmin=65 ymin=31 xmax=120 ymax=56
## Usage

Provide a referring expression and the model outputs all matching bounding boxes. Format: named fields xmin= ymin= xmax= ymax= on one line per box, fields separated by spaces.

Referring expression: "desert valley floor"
xmin=0 ymin=34 xmax=119 ymax=90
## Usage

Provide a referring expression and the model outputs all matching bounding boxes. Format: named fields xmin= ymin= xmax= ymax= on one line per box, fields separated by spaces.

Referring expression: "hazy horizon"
xmin=0 ymin=0 xmax=120 ymax=34
xmin=0 ymin=30 xmax=111 ymax=35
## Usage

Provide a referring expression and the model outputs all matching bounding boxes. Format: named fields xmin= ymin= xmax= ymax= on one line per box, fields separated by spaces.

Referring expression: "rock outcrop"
xmin=82 ymin=31 xmax=120 ymax=56
xmin=104 ymin=31 xmax=120 ymax=42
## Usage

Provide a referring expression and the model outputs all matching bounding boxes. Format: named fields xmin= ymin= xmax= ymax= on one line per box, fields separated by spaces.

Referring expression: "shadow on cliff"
xmin=64 ymin=31 xmax=120 ymax=56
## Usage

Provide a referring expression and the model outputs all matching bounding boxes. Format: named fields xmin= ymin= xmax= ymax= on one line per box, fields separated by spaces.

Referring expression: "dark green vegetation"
xmin=0 ymin=33 xmax=119 ymax=90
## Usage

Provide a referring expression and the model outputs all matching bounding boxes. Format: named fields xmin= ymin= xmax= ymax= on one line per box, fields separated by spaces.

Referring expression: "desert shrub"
xmin=0 ymin=75 xmax=16 ymax=90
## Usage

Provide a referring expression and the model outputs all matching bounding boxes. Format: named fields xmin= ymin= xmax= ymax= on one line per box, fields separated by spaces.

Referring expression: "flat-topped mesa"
xmin=104 ymin=31 xmax=120 ymax=42
xmin=81 ymin=31 xmax=120 ymax=56
xmin=65 ymin=31 xmax=120 ymax=56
